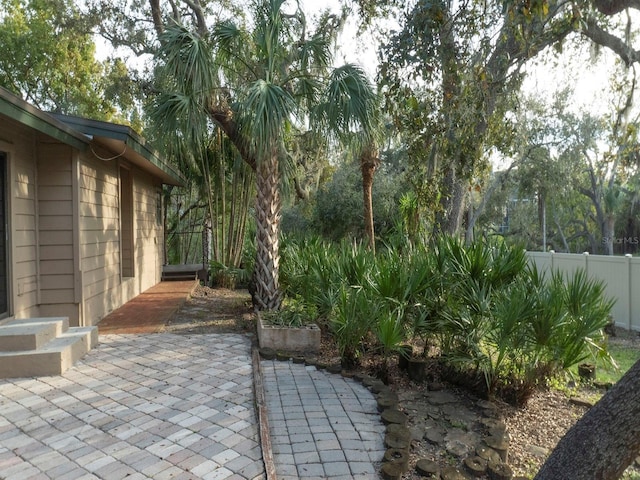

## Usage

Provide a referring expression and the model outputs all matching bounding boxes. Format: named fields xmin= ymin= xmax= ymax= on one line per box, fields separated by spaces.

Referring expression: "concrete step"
xmin=0 ymin=326 xmax=98 ymax=378
xmin=161 ymin=272 xmax=198 ymax=281
xmin=0 ymin=317 xmax=70 ymax=351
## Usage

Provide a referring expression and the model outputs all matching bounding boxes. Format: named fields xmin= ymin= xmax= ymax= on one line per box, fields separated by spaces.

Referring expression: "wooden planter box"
xmin=257 ymin=313 xmax=321 ymax=352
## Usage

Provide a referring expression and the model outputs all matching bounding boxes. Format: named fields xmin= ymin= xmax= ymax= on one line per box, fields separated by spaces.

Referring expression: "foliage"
xmin=280 ymin=235 xmax=343 ymax=318
xmin=280 ymin=233 xmax=616 ymax=405
xmin=261 ymin=295 xmax=318 ymax=328
xmin=436 ymin=255 xmax=615 ymax=404
xmin=150 ymin=0 xmax=381 ymax=310
xmin=210 ymin=261 xmax=251 ymax=289
xmin=330 ymin=285 xmax=377 ymax=368
xmin=310 ymin=154 xmax=406 ymax=243
xmin=378 ymin=0 xmax=575 ymax=235
xmin=594 ymin=343 xmax=640 ymax=385
xmin=481 ymin=81 xmax=640 ymax=255
xmin=0 ymin=0 xmax=134 ymax=120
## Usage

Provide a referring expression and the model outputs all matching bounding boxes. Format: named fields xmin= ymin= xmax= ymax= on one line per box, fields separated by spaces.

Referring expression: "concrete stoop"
xmin=0 ymin=317 xmax=98 ymax=378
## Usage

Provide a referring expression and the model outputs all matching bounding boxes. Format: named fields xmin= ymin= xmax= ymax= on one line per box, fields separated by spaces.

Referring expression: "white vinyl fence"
xmin=527 ymin=252 xmax=640 ymax=331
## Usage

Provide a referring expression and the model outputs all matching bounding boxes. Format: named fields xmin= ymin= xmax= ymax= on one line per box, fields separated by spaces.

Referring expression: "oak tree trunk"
xmin=535 ymin=359 xmax=640 ymax=480
xmin=436 ymin=167 xmax=466 ymax=236
xmin=603 ymin=216 xmax=615 ymax=255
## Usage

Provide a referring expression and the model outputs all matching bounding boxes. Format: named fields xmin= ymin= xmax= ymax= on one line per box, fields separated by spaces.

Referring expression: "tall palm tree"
xmin=151 ymin=0 xmax=379 ymax=310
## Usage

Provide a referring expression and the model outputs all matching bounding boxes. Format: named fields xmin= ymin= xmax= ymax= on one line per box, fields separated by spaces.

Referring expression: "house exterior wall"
xmin=79 ymin=155 xmax=121 ymax=326
xmin=37 ymin=142 xmax=81 ymax=324
xmin=80 ymin=157 xmax=163 ymax=326
xmin=1 ymin=117 xmax=40 ymax=320
xmin=132 ymin=169 xmax=163 ymax=294
xmin=0 ymin=114 xmax=165 ymax=327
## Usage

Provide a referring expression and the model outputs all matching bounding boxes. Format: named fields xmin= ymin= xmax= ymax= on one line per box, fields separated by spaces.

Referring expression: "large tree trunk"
xmin=437 ymin=167 xmax=466 ymax=235
xmin=446 ymin=179 xmax=466 ymax=235
xmin=535 ymin=359 xmax=640 ymax=480
xmin=360 ymin=144 xmax=379 ymax=253
xmin=603 ymin=215 xmax=615 ymax=255
xmin=253 ymin=154 xmax=282 ymax=311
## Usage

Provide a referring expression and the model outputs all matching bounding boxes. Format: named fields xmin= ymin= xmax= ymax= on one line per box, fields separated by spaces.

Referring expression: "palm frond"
xmin=298 ymin=35 xmax=333 ymax=73
xmin=293 ymin=75 xmax=322 ymax=108
xmin=239 ymin=79 xmax=297 ymax=159
xmin=211 ymin=20 xmax=244 ymax=64
xmin=316 ymin=63 xmax=381 ymax=145
xmin=157 ymin=25 xmax=216 ymax=100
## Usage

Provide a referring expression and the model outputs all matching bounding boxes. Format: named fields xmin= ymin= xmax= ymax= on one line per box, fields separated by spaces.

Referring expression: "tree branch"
xmin=592 ymin=0 xmax=640 ymax=15
xmin=149 ymin=0 xmax=164 ymax=38
xmin=208 ymin=105 xmax=257 ymax=172
xmin=183 ymin=0 xmax=207 ymax=35
xmin=582 ymin=17 xmax=640 ymax=66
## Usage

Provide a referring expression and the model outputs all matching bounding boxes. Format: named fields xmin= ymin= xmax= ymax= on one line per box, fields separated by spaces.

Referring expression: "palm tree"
xmin=151 ymin=0 xmax=379 ymax=310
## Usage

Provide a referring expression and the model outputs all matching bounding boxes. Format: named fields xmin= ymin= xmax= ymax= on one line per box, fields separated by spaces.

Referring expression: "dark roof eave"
xmin=51 ymin=114 xmax=184 ymax=186
xmin=92 ymin=135 xmax=185 ymax=186
xmin=0 ymin=88 xmax=89 ymax=150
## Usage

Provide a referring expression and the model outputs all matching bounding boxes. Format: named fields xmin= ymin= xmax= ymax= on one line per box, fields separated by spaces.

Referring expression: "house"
xmin=0 ymin=87 xmax=183 ymax=377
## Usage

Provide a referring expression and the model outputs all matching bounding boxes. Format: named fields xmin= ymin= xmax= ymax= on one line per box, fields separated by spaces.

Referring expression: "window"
xmin=156 ymin=188 xmax=162 ymax=226
xmin=120 ymin=166 xmax=134 ymax=278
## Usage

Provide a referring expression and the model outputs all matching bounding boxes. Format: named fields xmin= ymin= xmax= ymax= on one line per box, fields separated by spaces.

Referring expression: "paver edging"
xmin=257 ymin=347 xmax=516 ymax=479
xmin=252 ymin=347 xmax=278 ymax=480
xmin=257 ymin=347 xmax=392 ymax=477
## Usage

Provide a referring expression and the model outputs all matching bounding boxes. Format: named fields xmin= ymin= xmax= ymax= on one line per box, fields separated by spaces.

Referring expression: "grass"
xmin=596 ymin=343 xmax=640 ymax=384
xmin=560 ymin=341 xmax=640 ymax=401
xmin=567 ymin=342 xmax=640 ymax=386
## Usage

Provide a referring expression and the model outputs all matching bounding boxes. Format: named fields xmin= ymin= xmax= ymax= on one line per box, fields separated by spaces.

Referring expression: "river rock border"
xmin=258 ymin=348 xmax=522 ymax=479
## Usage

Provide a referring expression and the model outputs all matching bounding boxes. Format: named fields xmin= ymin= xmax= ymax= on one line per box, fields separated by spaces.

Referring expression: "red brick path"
xmin=97 ymin=280 xmax=198 ymax=334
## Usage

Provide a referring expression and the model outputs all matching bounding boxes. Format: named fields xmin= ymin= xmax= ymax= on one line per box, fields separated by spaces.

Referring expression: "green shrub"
xmin=261 ymin=295 xmax=318 ymax=328
xmin=278 ymin=234 xmax=615 ymax=405
xmin=330 ymin=285 xmax=376 ymax=368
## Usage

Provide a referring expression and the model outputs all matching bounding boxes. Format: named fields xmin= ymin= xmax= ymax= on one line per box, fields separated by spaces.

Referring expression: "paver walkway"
xmin=0 ymin=283 xmax=387 ymax=479
xmin=0 ymin=334 xmax=264 ymax=480
xmin=262 ymin=361 xmax=385 ymax=479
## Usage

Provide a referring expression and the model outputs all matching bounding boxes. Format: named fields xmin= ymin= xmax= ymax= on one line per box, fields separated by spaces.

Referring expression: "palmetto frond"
xmin=298 ymin=34 xmax=333 ymax=73
xmin=240 ymin=79 xmax=297 ymax=159
xmin=316 ymin=63 xmax=381 ymax=147
xmin=150 ymin=92 xmax=210 ymax=177
xmin=157 ymin=25 xmax=216 ymax=100
xmin=211 ymin=20 xmax=255 ymax=79
xmin=152 ymin=92 xmax=208 ymax=141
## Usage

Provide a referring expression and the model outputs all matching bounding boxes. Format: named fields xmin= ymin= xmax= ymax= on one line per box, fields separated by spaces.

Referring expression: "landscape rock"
xmin=415 ymin=458 xmax=440 ymax=477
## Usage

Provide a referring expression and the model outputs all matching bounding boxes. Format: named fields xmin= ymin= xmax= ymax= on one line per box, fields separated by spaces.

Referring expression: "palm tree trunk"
xmin=360 ymin=144 xmax=379 ymax=253
xmin=254 ymin=153 xmax=282 ymax=310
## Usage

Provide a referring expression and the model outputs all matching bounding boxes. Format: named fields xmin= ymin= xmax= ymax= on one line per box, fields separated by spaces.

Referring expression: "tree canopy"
xmin=0 ymin=0 xmax=136 ymax=121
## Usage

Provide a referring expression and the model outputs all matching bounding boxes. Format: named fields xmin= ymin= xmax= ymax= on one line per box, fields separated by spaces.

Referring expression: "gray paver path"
xmin=261 ymin=360 xmax=385 ymax=480
xmin=0 ymin=334 xmax=264 ymax=480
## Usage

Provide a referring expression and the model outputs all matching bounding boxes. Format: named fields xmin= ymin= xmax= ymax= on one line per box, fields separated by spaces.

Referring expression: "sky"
xmin=94 ymin=0 xmax=380 ymax=77
xmin=93 ymin=0 xmax=631 ymax=122
xmin=298 ymin=0 xmax=379 ymax=76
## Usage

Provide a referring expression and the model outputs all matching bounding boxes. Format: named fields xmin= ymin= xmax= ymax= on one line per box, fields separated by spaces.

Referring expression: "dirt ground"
xmin=165 ymin=285 xmax=640 ymax=479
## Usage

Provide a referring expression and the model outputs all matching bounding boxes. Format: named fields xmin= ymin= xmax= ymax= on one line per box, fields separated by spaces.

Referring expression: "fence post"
xmin=626 ymin=254 xmax=633 ymax=330
xmin=583 ymin=251 xmax=589 ymax=277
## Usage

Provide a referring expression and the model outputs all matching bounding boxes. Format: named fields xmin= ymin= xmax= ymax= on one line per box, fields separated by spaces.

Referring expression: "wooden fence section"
xmin=527 ymin=252 xmax=640 ymax=331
